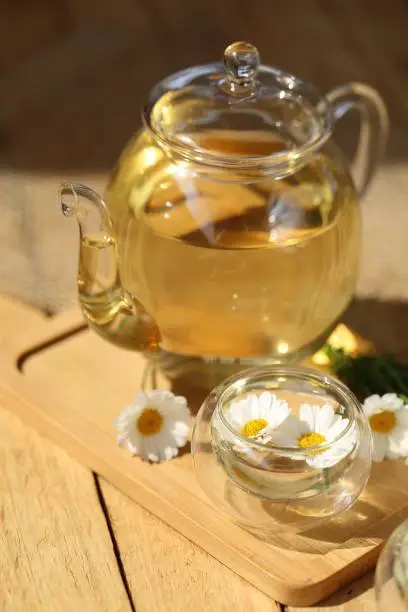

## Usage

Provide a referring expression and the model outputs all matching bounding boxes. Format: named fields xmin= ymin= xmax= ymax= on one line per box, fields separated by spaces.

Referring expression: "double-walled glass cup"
xmin=192 ymin=366 xmax=372 ymax=535
xmin=376 ymin=520 xmax=408 ymax=611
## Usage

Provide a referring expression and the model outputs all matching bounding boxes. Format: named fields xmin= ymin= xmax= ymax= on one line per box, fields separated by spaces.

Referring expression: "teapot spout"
xmin=58 ymin=183 xmax=115 ymax=301
xmin=59 ymin=182 xmax=112 ymax=237
xmin=58 ymin=183 xmax=158 ymax=351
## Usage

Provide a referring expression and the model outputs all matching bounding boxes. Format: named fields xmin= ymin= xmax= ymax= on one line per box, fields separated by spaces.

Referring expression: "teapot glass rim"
xmin=142 ymin=62 xmax=334 ymax=173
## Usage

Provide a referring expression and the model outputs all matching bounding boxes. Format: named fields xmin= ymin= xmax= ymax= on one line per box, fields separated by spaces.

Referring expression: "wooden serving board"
xmin=2 ymin=296 xmax=408 ymax=607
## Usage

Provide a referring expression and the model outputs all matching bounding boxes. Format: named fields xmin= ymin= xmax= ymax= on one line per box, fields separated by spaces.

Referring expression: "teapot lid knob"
xmin=223 ymin=41 xmax=260 ymax=93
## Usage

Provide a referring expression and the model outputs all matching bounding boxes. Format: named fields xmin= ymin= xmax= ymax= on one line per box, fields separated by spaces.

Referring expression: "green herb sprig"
xmin=325 ymin=345 xmax=408 ymax=401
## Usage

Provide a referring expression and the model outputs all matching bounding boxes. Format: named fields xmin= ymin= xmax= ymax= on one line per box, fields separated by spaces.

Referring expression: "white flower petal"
xmin=225 ymin=399 xmax=250 ymax=426
xmin=228 ymin=414 xmax=244 ymax=427
xmin=396 ymin=407 xmax=408 ymax=429
xmin=228 ymin=417 xmax=243 ymax=432
xmin=115 ymin=404 xmax=139 ymax=428
xmin=269 ymin=414 xmax=307 ymax=445
xmin=259 ymin=391 xmax=272 ymax=412
xmin=170 ymin=409 xmax=191 ymax=427
xmin=248 ymin=394 xmax=259 ymax=418
xmin=133 ymin=391 xmax=148 ymax=407
xmin=173 ymin=434 xmax=189 ymax=448
xmin=174 ymin=395 xmax=188 ymax=406
xmin=314 ymin=404 xmax=335 ymax=432
xmin=326 ymin=416 xmax=350 ymax=441
xmin=386 ymin=447 xmax=403 ymax=460
xmin=304 ymin=421 xmax=355 ymax=469
xmin=148 ymin=389 xmax=172 ymax=403
xmin=116 ymin=389 xmax=191 ymax=461
xmin=299 ymin=404 xmax=317 ymax=430
xmin=269 ymin=399 xmax=290 ymax=428
xmin=168 ymin=422 xmax=190 ymax=448
xmin=163 ymin=445 xmax=178 ymax=461
xmin=371 ymin=433 xmax=389 ymax=462
xmin=388 ymin=426 xmax=405 ymax=445
xmin=395 ymin=431 xmax=408 ymax=451
xmin=362 ymin=394 xmax=383 ymax=416
xmin=143 ymin=436 xmax=165 ymax=462
xmin=388 ymin=429 xmax=408 ymax=456
xmin=363 ymin=394 xmax=408 ymax=462
xmin=363 ymin=393 xmax=404 ymax=417
xmin=127 ymin=440 xmax=139 ymax=455
xmin=126 ymin=428 xmax=142 ymax=446
xmin=382 ymin=393 xmax=404 ymax=411
xmin=172 ymin=420 xmax=190 ymax=436
xmin=224 ymin=392 xmax=291 ymax=437
xmin=117 ymin=433 xmax=127 ymax=446
xmin=269 ymin=432 xmax=299 ymax=447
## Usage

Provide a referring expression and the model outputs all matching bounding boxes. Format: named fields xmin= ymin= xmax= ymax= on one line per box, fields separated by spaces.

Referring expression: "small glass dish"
xmin=192 ymin=365 xmax=372 ymax=536
xmin=376 ymin=520 xmax=408 ymax=611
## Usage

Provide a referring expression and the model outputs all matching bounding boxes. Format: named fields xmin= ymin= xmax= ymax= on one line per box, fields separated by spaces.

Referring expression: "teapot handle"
xmin=326 ymin=83 xmax=388 ymax=198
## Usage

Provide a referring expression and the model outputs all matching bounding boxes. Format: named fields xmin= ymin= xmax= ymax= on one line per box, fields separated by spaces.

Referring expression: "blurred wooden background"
xmin=1 ymin=0 xmax=408 ymax=357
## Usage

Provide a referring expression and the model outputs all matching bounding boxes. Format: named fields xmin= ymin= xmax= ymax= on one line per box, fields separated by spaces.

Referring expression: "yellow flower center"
xmin=241 ymin=418 xmax=268 ymax=437
xmin=298 ymin=432 xmax=326 ymax=451
xmin=137 ymin=407 xmax=163 ymax=436
xmin=369 ymin=410 xmax=396 ymax=434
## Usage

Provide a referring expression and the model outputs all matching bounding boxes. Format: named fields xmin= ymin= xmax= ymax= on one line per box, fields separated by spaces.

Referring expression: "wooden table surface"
xmin=1 ymin=296 xmax=379 ymax=612
xmin=3 ymin=0 xmax=408 ymax=609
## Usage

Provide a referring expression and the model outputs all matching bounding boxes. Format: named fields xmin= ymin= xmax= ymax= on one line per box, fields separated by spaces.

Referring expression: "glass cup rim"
xmin=215 ymin=365 xmax=361 ymax=454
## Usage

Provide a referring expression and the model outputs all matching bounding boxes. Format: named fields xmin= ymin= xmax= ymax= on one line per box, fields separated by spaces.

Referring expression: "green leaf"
xmin=324 ymin=344 xmax=408 ymax=400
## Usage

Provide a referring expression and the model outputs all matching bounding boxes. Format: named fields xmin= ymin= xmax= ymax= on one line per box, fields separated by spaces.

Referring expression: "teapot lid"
xmin=144 ymin=42 xmax=332 ymax=168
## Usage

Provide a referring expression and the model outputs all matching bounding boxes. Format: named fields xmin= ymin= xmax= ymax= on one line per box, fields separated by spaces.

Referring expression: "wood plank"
xmin=1 ymin=347 xmax=295 ymax=603
xmin=287 ymin=572 xmax=375 ymax=611
xmin=100 ymin=480 xmax=279 ymax=611
xmin=0 ymin=297 xmax=131 ymax=611
xmin=2 ymin=295 xmax=280 ymax=610
xmin=4 ymin=305 xmax=408 ymax=606
xmin=0 ymin=407 xmax=131 ymax=611
xmin=2 ymin=0 xmax=408 ymax=607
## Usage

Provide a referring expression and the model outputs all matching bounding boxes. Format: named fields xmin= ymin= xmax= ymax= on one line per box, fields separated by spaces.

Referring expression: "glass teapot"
xmin=59 ymin=42 xmax=388 ymax=388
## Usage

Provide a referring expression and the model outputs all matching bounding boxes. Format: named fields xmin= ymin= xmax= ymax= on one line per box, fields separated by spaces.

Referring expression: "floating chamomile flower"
xmin=362 ymin=393 xmax=408 ymax=462
xmin=224 ymin=391 xmax=291 ymax=439
xmin=116 ymin=390 xmax=190 ymax=462
xmin=270 ymin=403 xmax=354 ymax=468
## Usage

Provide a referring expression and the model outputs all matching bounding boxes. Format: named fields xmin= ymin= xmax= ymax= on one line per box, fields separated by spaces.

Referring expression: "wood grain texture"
xmin=2 ymin=304 xmax=407 ymax=606
xmin=0 ymin=409 xmax=131 ymax=612
xmin=2 ymin=295 xmax=280 ymax=611
xmin=2 ymin=0 xmax=408 ymax=607
xmin=287 ymin=572 xmax=375 ymax=611
xmin=101 ymin=480 xmax=279 ymax=612
xmin=0 ymin=297 xmax=131 ymax=611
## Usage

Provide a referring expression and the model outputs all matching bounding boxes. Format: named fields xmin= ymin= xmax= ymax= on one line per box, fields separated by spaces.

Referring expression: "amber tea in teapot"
xmin=103 ymin=132 xmax=359 ymax=357
xmin=60 ymin=42 xmax=388 ymax=387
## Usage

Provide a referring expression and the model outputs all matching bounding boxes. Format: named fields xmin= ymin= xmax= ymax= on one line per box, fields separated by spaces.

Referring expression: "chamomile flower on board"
xmin=116 ymin=390 xmax=191 ymax=462
xmin=224 ymin=391 xmax=291 ymax=439
xmin=362 ymin=393 xmax=408 ymax=462
xmin=270 ymin=403 xmax=354 ymax=468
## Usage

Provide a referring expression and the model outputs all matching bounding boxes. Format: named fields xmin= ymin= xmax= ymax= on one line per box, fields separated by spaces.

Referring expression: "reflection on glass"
xmin=376 ymin=520 xmax=408 ymax=611
xmin=192 ymin=365 xmax=372 ymax=536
